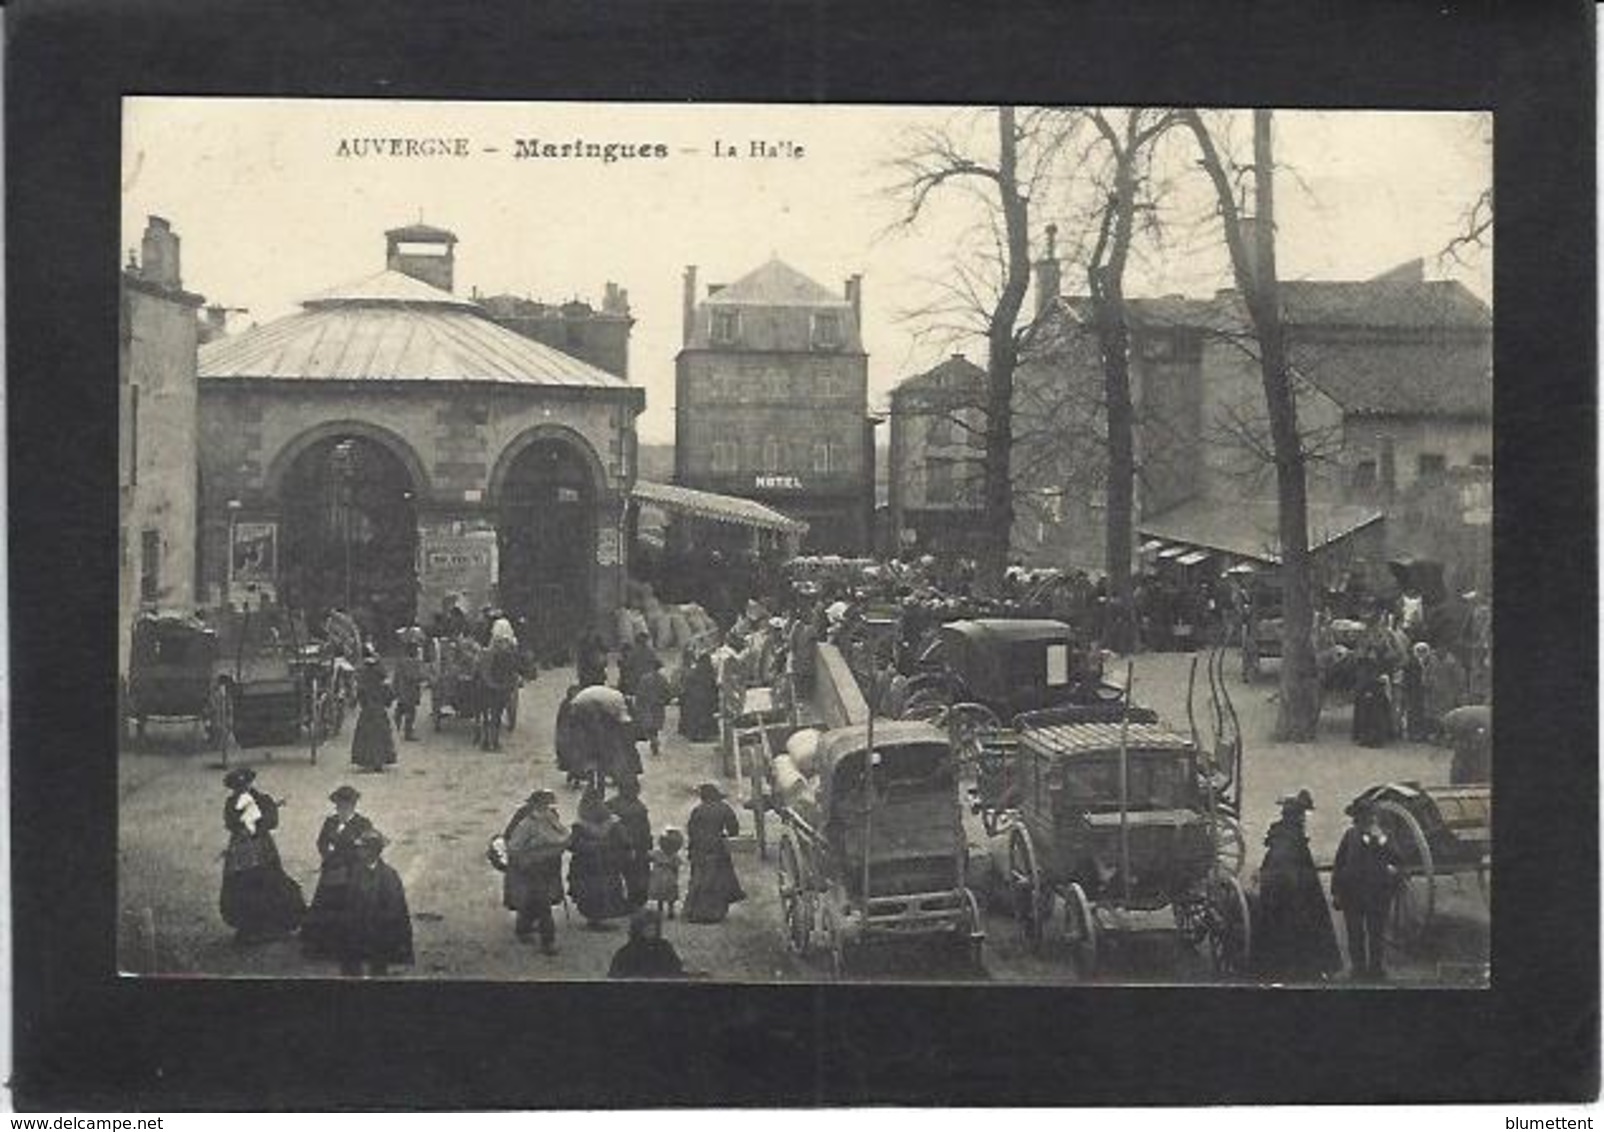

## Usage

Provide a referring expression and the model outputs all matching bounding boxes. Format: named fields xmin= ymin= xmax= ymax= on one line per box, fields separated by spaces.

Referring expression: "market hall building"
xmin=195 ymin=224 xmax=644 ymax=659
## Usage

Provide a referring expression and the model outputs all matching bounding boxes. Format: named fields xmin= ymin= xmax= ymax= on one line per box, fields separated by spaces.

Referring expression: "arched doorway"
xmin=278 ymin=433 xmax=420 ymax=645
xmin=497 ymin=435 xmax=597 ymax=663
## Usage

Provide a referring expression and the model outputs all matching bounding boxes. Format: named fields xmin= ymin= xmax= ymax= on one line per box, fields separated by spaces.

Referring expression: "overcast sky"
xmin=123 ymin=99 xmax=1491 ymax=444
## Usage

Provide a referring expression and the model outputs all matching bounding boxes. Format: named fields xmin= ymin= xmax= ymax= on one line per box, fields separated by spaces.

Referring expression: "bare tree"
xmin=1180 ymin=108 xmax=1323 ymax=740
xmin=887 ymin=107 xmax=1072 ymax=587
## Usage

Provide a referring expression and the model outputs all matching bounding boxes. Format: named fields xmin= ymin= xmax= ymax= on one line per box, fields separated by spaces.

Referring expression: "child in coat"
xmin=648 ymin=828 xmax=685 ymax=920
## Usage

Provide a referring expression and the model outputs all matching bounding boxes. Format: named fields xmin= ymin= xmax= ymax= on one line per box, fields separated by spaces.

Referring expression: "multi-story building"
xmin=674 ymin=258 xmax=874 ymax=553
xmin=477 ymin=284 xmax=634 ymax=380
xmin=119 ymin=215 xmax=205 ymax=673
xmin=885 ymin=354 xmax=987 ymax=557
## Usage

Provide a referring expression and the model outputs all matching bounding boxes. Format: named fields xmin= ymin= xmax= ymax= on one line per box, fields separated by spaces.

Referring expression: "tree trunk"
xmin=980 ymin=105 xmax=1032 ymax=590
xmin=1089 ymin=126 xmax=1141 ymax=655
xmin=1249 ymin=110 xmax=1320 ymax=740
xmin=1182 ymin=108 xmax=1321 ymax=740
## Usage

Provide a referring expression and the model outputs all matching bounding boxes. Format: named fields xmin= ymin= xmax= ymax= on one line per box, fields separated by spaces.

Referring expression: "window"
xmin=140 ymin=529 xmax=160 ymax=604
xmin=711 ymin=441 xmax=739 ymax=473
xmin=811 ymin=312 xmax=841 ymax=349
xmin=763 ymin=367 xmax=788 ymax=400
xmin=1352 ymin=459 xmax=1378 ymax=490
xmin=812 ymin=441 xmax=837 ymax=475
xmin=927 ymin=458 xmax=954 ymax=504
xmin=762 ymin=436 xmax=782 ymax=473
xmin=927 ymin=414 xmax=953 ymax=446
xmin=1417 ymin=453 xmax=1447 ymax=479
xmin=818 ymin=368 xmax=842 ymax=398
xmin=710 ymin=309 xmax=740 ymax=345
xmin=124 ymin=385 xmax=139 ymax=487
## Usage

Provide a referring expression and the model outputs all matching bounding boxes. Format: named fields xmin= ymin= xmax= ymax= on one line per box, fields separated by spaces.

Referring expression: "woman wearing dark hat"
xmin=682 ymin=783 xmax=746 ymax=924
xmin=503 ymin=789 xmax=570 ymax=954
xmin=335 ymin=829 xmax=414 ymax=977
xmin=301 ymin=784 xmax=374 ymax=957
xmin=567 ymin=789 xmax=630 ymax=927
xmin=351 ymin=655 xmax=397 ymax=773
xmin=1254 ymin=789 xmax=1342 ymax=981
xmin=678 ymin=645 xmax=719 ymax=743
xmin=1331 ymin=797 xmax=1402 ymax=980
xmin=219 ymin=768 xmax=305 ymax=944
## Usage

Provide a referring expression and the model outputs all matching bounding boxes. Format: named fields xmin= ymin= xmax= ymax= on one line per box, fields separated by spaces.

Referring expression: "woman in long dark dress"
xmin=301 ymin=784 xmax=374 ymax=957
xmin=351 ymin=655 xmax=397 ymax=772
xmin=219 ymin=768 xmax=305 ymax=943
xmin=607 ymin=776 xmax=653 ymax=909
xmin=682 ymin=783 xmax=746 ymax=924
xmin=678 ymin=648 xmax=719 ymax=742
xmin=567 ymin=790 xmax=630 ymax=927
xmin=576 ymin=630 xmax=608 ymax=688
xmin=335 ymin=829 xmax=414 ymax=978
xmin=1351 ymin=651 xmax=1392 ymax=748
xmin=554 ymin=685 xmax=586 ymax=788
xmin=1255 ymin=791 xmax=1342 ymax=981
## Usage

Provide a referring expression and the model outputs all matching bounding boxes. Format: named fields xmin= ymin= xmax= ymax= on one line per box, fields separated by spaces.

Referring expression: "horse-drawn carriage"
xmin=430 ymin=635 xmax=482 ymax=731
xmin=124 ymin=612 xmax=220 ymax=745
xmin=992 ymin=714 xmax=1252 ymax=977
xmin=1348 ymin=780 xmax=1491 ymax=947
xmin=771 ymin=720 xmax=984 ymax=976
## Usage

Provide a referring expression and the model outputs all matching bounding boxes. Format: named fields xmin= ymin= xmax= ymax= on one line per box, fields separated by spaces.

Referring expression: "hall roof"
xmin=199 ymin=269 xmax=631 ymax=391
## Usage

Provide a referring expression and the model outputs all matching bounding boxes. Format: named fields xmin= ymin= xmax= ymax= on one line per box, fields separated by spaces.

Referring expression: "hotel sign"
xmin=753 ymin=474 xmax=804 ymax=491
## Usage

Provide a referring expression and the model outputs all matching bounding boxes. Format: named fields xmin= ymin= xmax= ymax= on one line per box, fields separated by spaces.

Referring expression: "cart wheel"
xmin=505 ymin=686 xmax=519 ymax=732
xmin=900 ymin=699 xmax=947 ymax=724
xmin=1064 ymin=882 xmax=1098 ymax=977
xmin=1207 ymin=814 xmax=1247 ymax=877
xmin=1206 ymin=872 xmax=1252 ymax=977
xmin=1375 ymin=799 xmax=1435 ymax=948
xmin=777 ymin=838 xmax=813 ymax=957
xmin=1008 ymin=826 xmax=1049 ymax=952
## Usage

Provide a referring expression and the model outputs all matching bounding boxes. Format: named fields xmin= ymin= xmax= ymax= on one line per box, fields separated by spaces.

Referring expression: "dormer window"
xmin=711 ymin=309 xmax=740 ymax=346
xmin=811 ymin=311 xmax=841 ymax=349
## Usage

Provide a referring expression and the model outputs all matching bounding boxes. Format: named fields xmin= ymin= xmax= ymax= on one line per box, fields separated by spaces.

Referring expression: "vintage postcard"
xmin=117 ymin=97 xmax=1492 ymax=988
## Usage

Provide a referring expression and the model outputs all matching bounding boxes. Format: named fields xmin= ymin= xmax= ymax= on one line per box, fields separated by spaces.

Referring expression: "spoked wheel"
xmin=1064 ymin=882 xmax=1098 ymax=977
xmin=777 ymin=838 xmax=814 ymax=956
xmin=1207 ymin=814 xmax=1247 ymax=877
xmin=505 ymin=685 xmax=519 ymax=732
xmin=946 ymin=703 xmax=1002 ymax=768
xmin=1008 ymin=826 xmax=1049 ymax=951
xmin=1205 ymin=871 xmax=1253 ymax=977
xmin=900 ymin=699 xmax=948 ymax=724
xmin=1375 ymin=799 xmax=1435 ymax=949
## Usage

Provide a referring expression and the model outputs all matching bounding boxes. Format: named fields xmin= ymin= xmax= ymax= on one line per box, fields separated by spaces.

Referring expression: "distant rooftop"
xmin=703 ymin=258 xmax=851 ymax=308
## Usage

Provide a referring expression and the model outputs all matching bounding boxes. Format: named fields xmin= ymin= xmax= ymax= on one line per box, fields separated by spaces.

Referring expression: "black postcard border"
xmin=7 ymin=0 xmax=1597 ymax=1110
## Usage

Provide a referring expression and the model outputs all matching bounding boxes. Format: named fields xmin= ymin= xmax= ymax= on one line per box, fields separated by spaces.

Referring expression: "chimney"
xmin=706 ymin=283 xmax=725 ymax=297
xmin=845 ymin=273 xmax=863 ymax=328
xmin=203 ymin=304 xmax=229 ymax=338
xmin=682 ymin=266 xmax=698 ymax=346
xmin=1034 ymin=223 xmax=1060 ymax=320
xmin=386 ymin=224 xmax=456 ymax=292
xmin=139 ymin=216 xmax=182 ymax=290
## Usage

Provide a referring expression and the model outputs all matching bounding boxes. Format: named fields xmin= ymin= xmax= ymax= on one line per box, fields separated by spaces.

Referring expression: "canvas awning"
xmin=1176 ymin=550 xmax=1211 ymax=567
xmin=1139 ymin=499 xmax=1384 ymax=566
xmin=631 ymin=480 xmax=808 ymax=536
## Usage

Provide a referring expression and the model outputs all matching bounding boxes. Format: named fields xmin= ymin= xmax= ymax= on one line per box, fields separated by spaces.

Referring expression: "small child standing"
xmin=648 ymin=828 xmax=685 ymax=920
xmin=392 ymin=642 xmax=425 ymax=741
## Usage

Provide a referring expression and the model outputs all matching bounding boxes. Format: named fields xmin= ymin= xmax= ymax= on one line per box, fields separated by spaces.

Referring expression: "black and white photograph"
xmin=116 ymin=97 xmax=1495 ymax=989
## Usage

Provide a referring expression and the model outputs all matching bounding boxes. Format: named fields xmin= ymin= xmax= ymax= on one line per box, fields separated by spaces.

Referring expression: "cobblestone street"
xmin=118 ymin=649 xmax=1488 ymax=985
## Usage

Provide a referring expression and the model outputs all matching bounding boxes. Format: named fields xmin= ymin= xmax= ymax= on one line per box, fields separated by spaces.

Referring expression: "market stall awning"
xmin=1139 ymin=498 xmax=1384 ymax=566
xmin=632 ymin=480 xmax=809 ymax=535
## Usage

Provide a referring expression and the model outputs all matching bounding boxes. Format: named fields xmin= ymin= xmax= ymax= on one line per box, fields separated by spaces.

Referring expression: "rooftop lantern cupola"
xmin=385 ymin=221 xmax=458 ymax=293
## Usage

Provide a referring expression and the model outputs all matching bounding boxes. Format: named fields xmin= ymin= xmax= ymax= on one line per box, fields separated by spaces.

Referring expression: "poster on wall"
xmin=418 ymin=529 xmax=499 ymax=619
xmin=596 ymin=527 xmax=620 ymax=567
xmin=228 ymin=520 xmax=277 ymax=606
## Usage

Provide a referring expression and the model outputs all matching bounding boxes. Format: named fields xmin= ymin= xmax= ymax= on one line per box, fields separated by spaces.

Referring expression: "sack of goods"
xmin=485 ymin=834 xmax=509 ymax=873
xmin=573 ymin=683 xmax=632 ymax=721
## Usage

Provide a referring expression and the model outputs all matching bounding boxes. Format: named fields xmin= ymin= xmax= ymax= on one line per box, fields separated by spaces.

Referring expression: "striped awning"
xmin=631 ymin=480 xmax=808 ymax=535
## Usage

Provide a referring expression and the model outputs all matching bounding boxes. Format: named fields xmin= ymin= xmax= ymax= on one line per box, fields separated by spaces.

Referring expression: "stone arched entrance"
xmin=275 ymin=425 xmax=423 ymax=643
xmin=492 ymin=427 xmax=605 ymax=662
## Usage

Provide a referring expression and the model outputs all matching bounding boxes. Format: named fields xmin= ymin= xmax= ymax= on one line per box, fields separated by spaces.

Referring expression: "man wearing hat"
xmin=302 ymin=785 xmax=374 ymax=957
xmin=1331 ymin=796 xmax=1402 ymax=980
xmin=1255 ymin=789 xmax=1342 ymax=981
xmin=503 ymin=789 xmax=571 ymax=954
